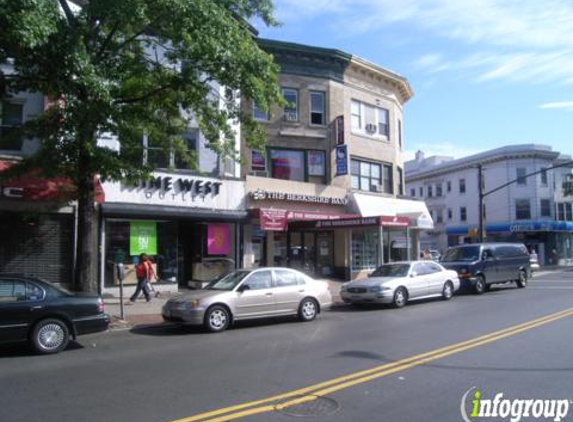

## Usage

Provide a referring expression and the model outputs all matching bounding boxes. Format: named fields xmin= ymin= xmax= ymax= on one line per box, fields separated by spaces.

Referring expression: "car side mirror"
xmin=238 ymin=284 xmax=250 ymax=293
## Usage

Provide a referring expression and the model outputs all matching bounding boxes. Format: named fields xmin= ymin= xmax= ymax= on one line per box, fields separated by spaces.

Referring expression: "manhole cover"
xmin=274 ymin=395 xmax=340 ymax=418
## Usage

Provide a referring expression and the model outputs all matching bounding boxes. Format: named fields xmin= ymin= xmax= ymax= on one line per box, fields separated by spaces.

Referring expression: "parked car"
xmin=162 ymin=267 xmax=332 ymax=332
xmin=529 ymin=252 xmax=540 ymax=272
xmin=340 ymin=261 xmax=460 ymax=308
xmin=440 ymin=243 xmax=530 ymax=294
xmin=0 ymin=275 xmax=109 ymax=354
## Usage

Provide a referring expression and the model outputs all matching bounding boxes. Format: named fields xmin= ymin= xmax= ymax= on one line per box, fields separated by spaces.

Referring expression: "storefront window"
xmin=352 ymin=229 xmax=379 ymax=271
xmin=104 ymin=220 xmax=178 ymax=287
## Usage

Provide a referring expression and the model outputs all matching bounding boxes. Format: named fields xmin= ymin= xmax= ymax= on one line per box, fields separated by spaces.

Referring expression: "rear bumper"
xmin=73 ymin=314 xmax=110 ymax=336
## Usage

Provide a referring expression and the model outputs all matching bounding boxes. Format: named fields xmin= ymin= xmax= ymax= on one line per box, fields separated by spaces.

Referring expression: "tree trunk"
xmin=73 ymin=136 xmax=98 ymax=293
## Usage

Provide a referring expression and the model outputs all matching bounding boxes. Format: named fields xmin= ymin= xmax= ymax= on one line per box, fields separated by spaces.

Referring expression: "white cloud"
xmin=538 ymin=101 xmax=573 ymax=111
xmin=273 ymin=0 xmax=573 ymax=84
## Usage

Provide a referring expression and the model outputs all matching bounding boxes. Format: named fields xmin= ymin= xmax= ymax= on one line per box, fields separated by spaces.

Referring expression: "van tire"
xmin=474 ymin=275 xmax=486 ymax=295
xmin=516 ymin=270 xmax=528 ymax=288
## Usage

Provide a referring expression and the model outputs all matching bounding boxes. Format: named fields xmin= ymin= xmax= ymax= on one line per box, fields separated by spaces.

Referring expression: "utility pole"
xmin=478 ymin=164 xmax=484 ymax=243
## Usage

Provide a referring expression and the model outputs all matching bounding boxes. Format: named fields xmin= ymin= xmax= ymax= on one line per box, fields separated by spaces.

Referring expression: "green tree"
xmin=0 ymin=0 xmax=282 ymax=292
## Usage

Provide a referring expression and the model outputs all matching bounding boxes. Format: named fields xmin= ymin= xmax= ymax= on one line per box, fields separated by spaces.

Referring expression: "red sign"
xmin=260 ymin=209 xmax=287 ymax=231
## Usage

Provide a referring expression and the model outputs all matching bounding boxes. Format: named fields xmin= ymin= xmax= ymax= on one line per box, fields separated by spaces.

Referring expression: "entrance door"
xmin=316 ymin=232 xmax=334 ymax=277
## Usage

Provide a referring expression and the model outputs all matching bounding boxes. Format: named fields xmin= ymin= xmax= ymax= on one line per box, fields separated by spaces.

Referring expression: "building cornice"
xmin=406 ymin=144 xmax=561 ymax=182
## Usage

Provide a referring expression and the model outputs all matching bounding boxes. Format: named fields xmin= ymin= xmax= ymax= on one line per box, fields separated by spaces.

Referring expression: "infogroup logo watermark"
xmin=461 ymin=387 xmax=572 ymax=422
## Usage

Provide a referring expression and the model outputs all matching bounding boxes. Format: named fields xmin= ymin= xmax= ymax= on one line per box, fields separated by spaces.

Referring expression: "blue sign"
xmin=446 ymin=221 xmax=573 ymax=235
xmin=335 ymin=145 xmax=348 ymax=176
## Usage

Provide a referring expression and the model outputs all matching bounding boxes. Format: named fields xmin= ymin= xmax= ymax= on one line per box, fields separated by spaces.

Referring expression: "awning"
xmin=102 ymin=202 xmax=247 ymax=221
xmin=255 ymin=208 xmax=356 ymax=231
xmin=0 ymin=160 xmax=105 ymax=203
xmin=349 ymin=193 xmax=434 ymax=229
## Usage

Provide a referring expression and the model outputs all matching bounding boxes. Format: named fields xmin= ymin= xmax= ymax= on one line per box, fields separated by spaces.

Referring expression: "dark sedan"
xmin=0 ymin=275 xmax=109 ymax=354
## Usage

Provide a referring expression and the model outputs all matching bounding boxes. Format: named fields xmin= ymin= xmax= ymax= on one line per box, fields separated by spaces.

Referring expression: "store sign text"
xmin=123 ymin=176 xmax=222 ymax=201
xmin=250 ymin=188 xmax=348 ymax=205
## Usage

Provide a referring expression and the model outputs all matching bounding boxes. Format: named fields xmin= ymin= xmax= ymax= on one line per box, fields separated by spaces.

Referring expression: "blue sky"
xmin=256 ymin=0 xmax=573 ymax=160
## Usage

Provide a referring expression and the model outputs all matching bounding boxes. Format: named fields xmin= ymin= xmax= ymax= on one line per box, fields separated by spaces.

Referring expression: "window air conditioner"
xmin=365 ymin=123 xmax=377 ymax=132
xmin=284 ymin=112 xmax=298 ymax=122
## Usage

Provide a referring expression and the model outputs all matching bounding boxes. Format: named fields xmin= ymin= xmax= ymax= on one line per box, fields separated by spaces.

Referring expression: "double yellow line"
xmin=168 ymin=307 xmax=573 ymax=422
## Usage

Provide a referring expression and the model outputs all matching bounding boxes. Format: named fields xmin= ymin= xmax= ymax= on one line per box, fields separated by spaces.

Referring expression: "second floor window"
xmin=448 ymin=208 xmax=453 ymax=220
xmin=145 ymin=130 xmax=199 ymax=170
xmin=540 ymin=199 xmax=551 ymax=217
xmin=459 ymin=178 xmax=466 ymax=194
xmin=447 ymin=180 xmax=451 ymax=192
xmin=351 ymin=159 xmax=380 ymax=192
xmin=268 ymin=148 xmax=326 ymax=183
xmin=397 ymin=167 xmax=403 ymax=196
xmin=310 ymin=91 xmax=325 ymax=125
xmin=282 ymin=88 xmax=298 ymax=122
xmin=460 ymin=206 xmax=467 ymax=222
xmin=410 ymin=188 xmax=416 ymax=197
xmin=540 ymin=168 xmax=548 ymax=185
xmin=516 ymin=167 xmax=527 ymax=185
xmin=0 ymin=101 xmax=24 ymax=150
xmin=269 ymin=149 xmax=304 ymax=181
xmin=515 ymin=199 xmax=531 ymax=220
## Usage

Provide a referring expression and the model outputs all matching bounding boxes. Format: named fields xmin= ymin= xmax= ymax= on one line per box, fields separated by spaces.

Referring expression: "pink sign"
xmin=207 ymin=224 xmax=230 ymax=255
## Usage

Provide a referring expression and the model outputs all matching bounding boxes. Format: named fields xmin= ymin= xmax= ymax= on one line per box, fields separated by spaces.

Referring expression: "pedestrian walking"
xmin=126 ymin=253 xmax=152 ymax=304
xmin=143 ymin=255 xmax=161 ymax=298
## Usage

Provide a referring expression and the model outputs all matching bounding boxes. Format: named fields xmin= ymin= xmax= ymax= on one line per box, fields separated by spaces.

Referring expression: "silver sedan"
xmin=162 ymin=267 xmax=332 ymax=332
xmin=340 ymin=261 xmax=460 ymax=308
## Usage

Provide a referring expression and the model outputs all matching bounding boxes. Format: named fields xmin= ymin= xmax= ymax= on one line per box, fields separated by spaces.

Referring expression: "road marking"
xmin=166 ymin=307 xmax=573 ymax=422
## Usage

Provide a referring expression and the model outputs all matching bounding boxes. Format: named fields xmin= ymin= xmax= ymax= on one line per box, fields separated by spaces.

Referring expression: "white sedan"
xmin=340 ymin=261 xmax=460 ymax=308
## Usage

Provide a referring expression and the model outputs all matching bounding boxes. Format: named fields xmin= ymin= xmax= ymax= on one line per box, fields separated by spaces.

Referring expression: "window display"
xmin=352 ymin=229 xmax=379 ymax=271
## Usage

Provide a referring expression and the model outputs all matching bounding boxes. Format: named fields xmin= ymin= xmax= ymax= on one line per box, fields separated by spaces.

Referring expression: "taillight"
xmin=98 ymin=298 xmax=105 ymax=313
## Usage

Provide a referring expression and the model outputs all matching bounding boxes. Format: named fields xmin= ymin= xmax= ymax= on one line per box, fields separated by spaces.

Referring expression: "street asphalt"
xmin=1 ymin=267 xmax=572 ymax=422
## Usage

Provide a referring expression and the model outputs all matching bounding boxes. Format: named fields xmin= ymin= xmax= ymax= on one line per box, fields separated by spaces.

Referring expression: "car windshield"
xmin=369 ymin=264 xmax=410 ymax=278
xmin=442 ymin=246 xmax=480 ymax=262
xmin=205 ymin=270 xmax=251 ymax=291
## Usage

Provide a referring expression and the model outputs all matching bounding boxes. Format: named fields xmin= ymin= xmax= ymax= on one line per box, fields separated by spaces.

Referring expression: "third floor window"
xmin=309 ymin=91 xmax=325 ymax=125
xmin=282 ymin=88 xmax=298 ymax=122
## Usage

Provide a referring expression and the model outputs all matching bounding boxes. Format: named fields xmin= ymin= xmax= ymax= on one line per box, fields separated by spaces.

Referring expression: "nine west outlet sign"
xmin=101 ymin=173 xmax=245 ymax=211
xmin=250 ymin=188 xmax=348 ymax=205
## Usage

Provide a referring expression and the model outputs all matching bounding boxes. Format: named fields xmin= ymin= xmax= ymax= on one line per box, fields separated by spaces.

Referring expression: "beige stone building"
xmin=241 ymin=39 xmax=432 ymax=279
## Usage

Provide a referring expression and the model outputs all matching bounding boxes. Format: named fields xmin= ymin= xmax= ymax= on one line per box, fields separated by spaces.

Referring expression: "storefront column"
xmin=379 ymin=225 xmax=384 ymax=265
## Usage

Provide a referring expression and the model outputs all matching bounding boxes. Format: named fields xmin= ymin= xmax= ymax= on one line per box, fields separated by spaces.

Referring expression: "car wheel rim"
xmin=444 ymin=284 xmax=452 ymax=298
xmin=38 ymin=324 xmax=65 ymax=351
xmin=302 ymin=301 xmax=316 ymax=318
xmin=395 ymin=290 xmax=405 ymax=305
xmin=209 ymin=310 xmax=227 ymax=329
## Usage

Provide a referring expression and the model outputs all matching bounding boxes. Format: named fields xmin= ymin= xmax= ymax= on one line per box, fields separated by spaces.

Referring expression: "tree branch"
xmin=57 ymin=0 xmax=76 ymax=26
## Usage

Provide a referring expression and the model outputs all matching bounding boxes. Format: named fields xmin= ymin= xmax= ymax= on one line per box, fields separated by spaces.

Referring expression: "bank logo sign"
xmin=461 ymin=387 xmax=571 ymax=422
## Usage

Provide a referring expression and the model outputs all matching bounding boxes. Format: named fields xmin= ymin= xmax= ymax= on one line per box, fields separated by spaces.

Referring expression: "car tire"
xmin=299 ymin=298 xmax=318 ymax=322
xmin=516 ymin=270 xmax=528 ymax=288
xmin=204 ymin=305 xmax=230 ymax=333
xmin=442 ymin=281 xmax=454 ymax=300
xmin=393 ymin=287 xmax=408 ymax=308
xmin=30 ymin=318 xmax=70 ymax=354
xmin=474 ymin=275 xmax=486 ymax=295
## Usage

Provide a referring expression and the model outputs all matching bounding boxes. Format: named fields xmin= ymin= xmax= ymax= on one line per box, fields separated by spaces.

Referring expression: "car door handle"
xmin=265 ymin=293 xmax=273 ymax=296
xmin=30 ymin=305 xmax=44 ymax=311
xmin=298 ymin=290 xmax=305 ymax=293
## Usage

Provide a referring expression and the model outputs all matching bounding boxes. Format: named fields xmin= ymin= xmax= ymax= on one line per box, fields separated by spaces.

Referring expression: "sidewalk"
xmin=104 ymin=279 xmax=345 ymax=329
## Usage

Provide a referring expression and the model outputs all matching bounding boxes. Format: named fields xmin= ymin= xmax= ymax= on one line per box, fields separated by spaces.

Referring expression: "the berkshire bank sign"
xmin=101 ymin=172 xmax=245 ymax=210
xmin=250 ymin=188 xmax=348 ymax=205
